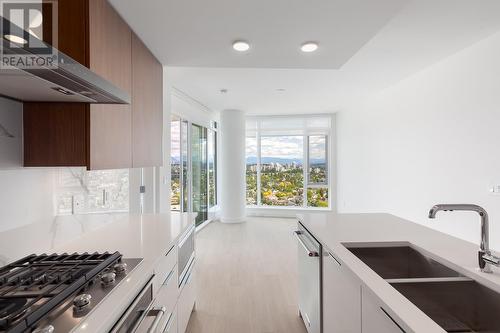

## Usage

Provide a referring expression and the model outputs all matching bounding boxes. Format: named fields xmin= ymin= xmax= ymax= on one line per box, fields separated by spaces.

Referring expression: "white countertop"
xmin=0 ymin=212 xmax=195 ymax=333
xmin=297 ymin=212 xmax=500 ymax=333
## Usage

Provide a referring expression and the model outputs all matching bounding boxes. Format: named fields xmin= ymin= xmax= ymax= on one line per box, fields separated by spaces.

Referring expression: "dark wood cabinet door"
xmin=24 ymin=103 xmax=89 ymax=167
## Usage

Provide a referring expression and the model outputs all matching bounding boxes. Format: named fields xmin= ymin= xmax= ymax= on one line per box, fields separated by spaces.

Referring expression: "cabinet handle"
xmin=294 ymin=231 xmax=319 ymax=257
xmin=380 ymin=307 xmax=406 ymax=333
xmin=327 ymin=252 xmax=341 ymax=266
xmin=147 ymin=306 xmax=166 ymax=333
xmin=162 ymin=312 xmax=174 ymax=333
xmin=162 ymin=267 xmax=175 ymax=286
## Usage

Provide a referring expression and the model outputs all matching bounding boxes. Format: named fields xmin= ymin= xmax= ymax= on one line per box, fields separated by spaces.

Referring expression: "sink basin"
xmin=391 ymin=280 xmax=500 ymax=332
xmin=346 ymin=244 xmax=462 ymax=279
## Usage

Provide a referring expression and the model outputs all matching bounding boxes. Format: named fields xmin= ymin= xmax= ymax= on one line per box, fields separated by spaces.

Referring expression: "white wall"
xmin=337 ymin=31 xmax=500 ymax=249
xmin=0 ymin=98 xmax=56 ymax=232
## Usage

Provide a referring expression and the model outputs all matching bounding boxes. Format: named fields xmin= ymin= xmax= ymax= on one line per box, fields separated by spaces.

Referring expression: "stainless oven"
xmin=111 ymin=275 xmax=167 ymax=333
xmin=178 ymin=224 xmax=195 ymax=286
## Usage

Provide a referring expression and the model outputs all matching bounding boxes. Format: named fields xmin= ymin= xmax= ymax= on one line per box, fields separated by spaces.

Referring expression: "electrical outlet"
xmin=489 ymin=185 xmax=500 ymax=195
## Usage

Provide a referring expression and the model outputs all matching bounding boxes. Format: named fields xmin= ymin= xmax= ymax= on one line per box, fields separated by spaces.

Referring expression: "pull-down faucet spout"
xmin=428 ymin=204 xmax=498 ymax=273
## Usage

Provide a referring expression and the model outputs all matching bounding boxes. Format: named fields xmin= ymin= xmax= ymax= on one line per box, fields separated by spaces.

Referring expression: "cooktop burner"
xmin=0 ymin=299 xmax=27 ymax=322
xmin=0 ymin=252 xmax=142 ymax=333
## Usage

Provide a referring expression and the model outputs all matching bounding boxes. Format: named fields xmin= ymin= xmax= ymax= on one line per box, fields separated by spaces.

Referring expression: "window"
xmin=170 ymin=116 xmax=181 ymax=211
xmin=208 ymin=129 xmax=217 ymax=207
xmin=307 ymin=135 xmax=329 ymax=208
xmin=245 ymin=115 xmax=332 ymax=209
xmin=170 ymin=115 xmax=218 ymax=226
xmin=245 ymin=136 xmax=257 ymax=205
xmin=260 ymin=136 xmax=303 ymax=207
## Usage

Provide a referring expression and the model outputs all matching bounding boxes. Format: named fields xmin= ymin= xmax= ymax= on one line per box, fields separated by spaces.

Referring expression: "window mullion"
xmin=303 ymin=135 xmax=308 ymax=207
xmin=256 ymin=123 xmax=262 ymax=206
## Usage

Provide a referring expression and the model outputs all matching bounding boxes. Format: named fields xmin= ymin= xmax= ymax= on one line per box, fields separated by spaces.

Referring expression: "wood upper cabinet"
xmin=23 ymin=0 xmax=163 ymax=170
xmin=88 ymin=0 xmax=132 ymax=170
xmin=131 ymin=33 xmax=163 ymax=168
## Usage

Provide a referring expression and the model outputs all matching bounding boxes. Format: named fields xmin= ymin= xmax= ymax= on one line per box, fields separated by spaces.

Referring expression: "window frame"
xmin=306 ymin=135 xmax=328 ymax=187
xmin=245 ymin=115 xmax=333 ymax=210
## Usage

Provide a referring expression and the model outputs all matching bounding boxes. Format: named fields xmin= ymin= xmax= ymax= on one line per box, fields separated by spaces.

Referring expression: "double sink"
xmin=346 ymin=243 xmax=500 ymax=333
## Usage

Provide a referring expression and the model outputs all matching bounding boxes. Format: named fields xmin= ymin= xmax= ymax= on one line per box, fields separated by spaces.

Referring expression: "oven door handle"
xmin=146 ymin=306 xmax=166 ymax=333
xmin=294 ymin=231 xmax=319 ymax=257
xmin=110 ymin=276 xmax=154 ymax=333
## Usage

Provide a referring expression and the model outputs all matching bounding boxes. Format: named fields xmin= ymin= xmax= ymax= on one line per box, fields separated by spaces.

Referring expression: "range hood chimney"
xmin=0 ymin=16 xmax=130 ymax=104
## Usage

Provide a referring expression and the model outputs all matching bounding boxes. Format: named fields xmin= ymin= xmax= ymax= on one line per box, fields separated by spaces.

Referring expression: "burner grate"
xmin=0 ymin=252 xmax=122 ymax=332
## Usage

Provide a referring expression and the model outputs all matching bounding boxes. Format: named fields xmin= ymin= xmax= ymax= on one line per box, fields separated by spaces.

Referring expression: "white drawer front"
xmin=162 ymin=309 xmax=177 ymax=333
xmin=178 ymin=261 xmax=196 ymax=333
xmin=154 ymin=245 xmax=177 ymax=291
xmin=154 ymin=264 xmax=178 ymax=331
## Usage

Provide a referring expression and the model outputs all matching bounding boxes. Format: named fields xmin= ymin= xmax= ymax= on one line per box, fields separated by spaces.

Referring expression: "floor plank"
xmin=186 ymin=217 xmax=307 ymax=333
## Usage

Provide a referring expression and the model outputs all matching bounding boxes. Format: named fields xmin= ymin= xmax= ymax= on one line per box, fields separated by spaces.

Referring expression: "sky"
xmin=246 ymin=135 xmax=326 ymax=161
xmin=171 ymin=120 xmax=180 ymax=159
xmin=173 ymin=119 xmax=326 ymax=163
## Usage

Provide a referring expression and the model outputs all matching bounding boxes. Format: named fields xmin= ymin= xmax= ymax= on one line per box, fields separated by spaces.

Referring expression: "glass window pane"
xmin=170 ymin=116 xmax=181 ymax=211
xmin=208 ymin=129 xmax=217 ymax=207
xmin=308 ymin=135 xmax=327 ymax=184
xmin=307 ymin=187 xmax=328 ymax=207
xmin=192 ymin=124 xmax=208 ymax=226
xmin=182 ymin=121 xmax=189 ymax=212
xmin=260 ymin=136 xmax=303 ymax=207
xmin=246 ymin=136 xmax=257 ymax=205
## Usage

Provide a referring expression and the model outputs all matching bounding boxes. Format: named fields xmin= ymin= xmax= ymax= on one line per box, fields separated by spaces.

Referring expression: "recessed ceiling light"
xmin=4 ymin=34 xmax=27 ymax=44
xmin=301 ymin=42 xmax=318 ymax=53
xmin=232 ymin=40 xmax=250 ymax=52
xmin=276 ymin=88 xmax=286 ymax=92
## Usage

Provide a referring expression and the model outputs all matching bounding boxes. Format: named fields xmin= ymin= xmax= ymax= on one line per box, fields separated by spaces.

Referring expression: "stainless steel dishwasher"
xmin=295 ymin=221 xmax=322 ymax=333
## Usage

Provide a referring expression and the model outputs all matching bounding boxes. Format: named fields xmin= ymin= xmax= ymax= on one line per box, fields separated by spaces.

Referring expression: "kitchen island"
xmin=297 ymin=213 xmax=500 ymax=333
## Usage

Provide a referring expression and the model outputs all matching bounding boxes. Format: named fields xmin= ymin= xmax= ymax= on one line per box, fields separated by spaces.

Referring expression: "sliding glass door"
xmin=170 ymin=115 xmax=217 ymax=226
xmin=191 ymin=124 xmax=208 ymax=225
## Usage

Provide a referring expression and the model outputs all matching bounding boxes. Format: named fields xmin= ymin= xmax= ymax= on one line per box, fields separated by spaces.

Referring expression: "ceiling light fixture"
xmin=301 ymin=42 xmax=318 ymax=53
xmin=4 ymin=34 xmax=28 ymax=45
xmin=232 ymin=40 xmax=250 ymax=52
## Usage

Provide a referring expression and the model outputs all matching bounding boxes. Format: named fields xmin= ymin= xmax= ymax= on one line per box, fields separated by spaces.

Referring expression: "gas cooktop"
xmin=0 ymin=252 xmax=142 ymax=333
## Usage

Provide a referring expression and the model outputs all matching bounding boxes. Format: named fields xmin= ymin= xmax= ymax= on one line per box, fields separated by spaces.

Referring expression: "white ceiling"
xmin=109 ymin=0 xmax=406 ymax=69
xmin=110 ymin=0 xmax=500 ymax=115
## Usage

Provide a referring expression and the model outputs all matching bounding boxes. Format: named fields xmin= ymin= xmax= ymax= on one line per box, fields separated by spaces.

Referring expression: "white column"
xmin=220 ymin=109 xmax=246 ymax=223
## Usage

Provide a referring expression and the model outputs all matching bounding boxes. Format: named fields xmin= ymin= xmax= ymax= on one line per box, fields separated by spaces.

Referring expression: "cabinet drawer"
xmin=362 ymin=287 xmax=406 ymax=333
xmin=162 ymin=308 xmax=177 ymax=333
xmin=178 ymin=260 xmax=196 ymax=333
xmin=154 ymin=245 xmax=177 ymax=290
xmin=155 ymin=264 xmax=179 ymax=315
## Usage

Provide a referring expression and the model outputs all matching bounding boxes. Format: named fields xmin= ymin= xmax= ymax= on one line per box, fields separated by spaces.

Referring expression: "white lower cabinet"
xmin=162 ymin=309 xmax=177 ymax=333
xmin=361 ymin=288 xmax=406 ymax=333
xmin=323 ymin=250 xmax=361 ymax=333
xmin=178 ymin=260 xmax=196 ymax=333
xmin=153 ymin=264 xmax=178 ymax=332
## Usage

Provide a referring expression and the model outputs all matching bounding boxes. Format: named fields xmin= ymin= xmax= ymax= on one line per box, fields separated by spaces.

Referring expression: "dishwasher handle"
xmin=294 ymin=231 xmax=319 ymax=257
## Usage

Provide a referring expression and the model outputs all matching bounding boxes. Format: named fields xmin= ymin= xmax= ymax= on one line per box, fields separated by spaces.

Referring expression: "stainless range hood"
xmin=0 ymin=17 xmax=131 ymax=104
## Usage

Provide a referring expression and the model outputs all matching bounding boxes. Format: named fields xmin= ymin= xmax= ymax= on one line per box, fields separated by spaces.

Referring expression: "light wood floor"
xmin=186 ymin=217 xmax=307 ymax=333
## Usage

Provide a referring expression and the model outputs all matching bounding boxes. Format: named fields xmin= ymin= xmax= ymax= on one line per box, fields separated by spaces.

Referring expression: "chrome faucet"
xmin=428 ymin=204 xmax=500 ymax=273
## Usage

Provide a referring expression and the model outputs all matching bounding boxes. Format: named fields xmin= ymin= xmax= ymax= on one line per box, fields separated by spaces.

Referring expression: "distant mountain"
xmin=246 ymin=156 xmax=325 ymax=165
